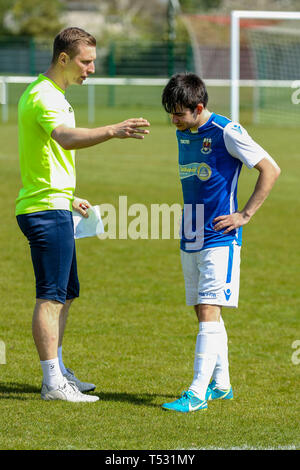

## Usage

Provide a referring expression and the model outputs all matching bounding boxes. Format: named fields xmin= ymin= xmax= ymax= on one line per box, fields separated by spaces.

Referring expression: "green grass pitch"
xmin=0 ymin=104 xmax=299 ymax=450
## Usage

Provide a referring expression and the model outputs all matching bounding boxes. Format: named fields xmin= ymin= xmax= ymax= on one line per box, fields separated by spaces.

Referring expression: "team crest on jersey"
xmin=197 ymin=162 xmax=212 ymax=181
xmin=201 ymin=138 xmax=212 ymax=154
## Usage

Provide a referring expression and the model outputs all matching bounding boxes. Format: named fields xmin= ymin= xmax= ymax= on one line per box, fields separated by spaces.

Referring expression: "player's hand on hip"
xmin=112 ymin=118 xmax=150 ymax=139
xmin=72 ymin=197 xmax=91 ymax=218
xmin=213 ymin=211 xmax=250 ymax=234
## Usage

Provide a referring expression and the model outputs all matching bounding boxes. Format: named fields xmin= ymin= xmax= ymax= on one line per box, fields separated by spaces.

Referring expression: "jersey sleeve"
xmin=35 ymin=93 xmax=68 ymax=137
xmin=223 ymin=122 xmax=271 ymax=169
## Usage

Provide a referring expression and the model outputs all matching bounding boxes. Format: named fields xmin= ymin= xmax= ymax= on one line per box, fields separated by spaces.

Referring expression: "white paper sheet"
xmin=73 ymin=205 xmax=104 ymax=239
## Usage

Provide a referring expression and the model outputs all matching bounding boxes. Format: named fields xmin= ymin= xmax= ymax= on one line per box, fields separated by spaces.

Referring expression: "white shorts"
xmin=180 ymin=244 xmax=241 ymax=308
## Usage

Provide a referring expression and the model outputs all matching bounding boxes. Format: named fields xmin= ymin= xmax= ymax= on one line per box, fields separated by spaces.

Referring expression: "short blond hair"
xmin=52 ymin=27 xmax=96 ymax=63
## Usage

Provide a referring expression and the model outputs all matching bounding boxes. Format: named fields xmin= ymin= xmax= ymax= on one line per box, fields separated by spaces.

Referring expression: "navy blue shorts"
xmin=17 ymin=210 xmax=80 ymax=304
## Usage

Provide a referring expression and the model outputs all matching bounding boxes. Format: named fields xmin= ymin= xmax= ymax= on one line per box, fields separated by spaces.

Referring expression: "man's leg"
xmin=58 ymin=299 xmax=73 ymax=349
xmin=188 ymin=304 xmax=222 ymax=400
xmin=162 ymin=247 xmax=236 ymax=412
xmin=211 ymin=315 xmax=231 ymax=390
xmin=33 ymin=298 xmax=74 ymax=381
xmin=57 ymin=299 xmax=73 ymax=375
xmin=192 ymin=306 xmax=230 ymax=389
xmin=18 ymin=211 xmax=98 ymax=402
xmin=162 ymin=304 xmax=220 ymax=412
xmin=32 ymin=299 xmax=64 ymax=361
xmin=32 ymin=299 xmax=65 ymax=389
xmin=57 ymin=298 xmax=97 ymax=392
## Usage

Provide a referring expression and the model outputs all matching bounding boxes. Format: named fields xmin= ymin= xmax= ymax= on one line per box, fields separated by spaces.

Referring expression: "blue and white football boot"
xmin=63 ymin=368 xmax=96 ymax=393
xmin=205 ymin=380 xmax=233 ymax=401
xmin=162 ymin=390 xmax=208 ymax=413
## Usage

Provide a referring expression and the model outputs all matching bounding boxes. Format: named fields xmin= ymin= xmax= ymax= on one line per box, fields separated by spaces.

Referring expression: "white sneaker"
xmin=41 ymin=377 xmax=99 ymax=402
xmin=63 ymin=368 xmax=96 ymax=393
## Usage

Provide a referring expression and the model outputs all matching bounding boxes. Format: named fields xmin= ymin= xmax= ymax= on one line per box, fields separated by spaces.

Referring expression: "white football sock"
xmin=57 ymin=345 xmax=68 ymax=375
xmin=40 ymin=357 xmax=64 ymax=389
xmin=189 ymin=321 xmax=222 ymax=400
xmin=212 ymin=316 xmax=231 ymax=390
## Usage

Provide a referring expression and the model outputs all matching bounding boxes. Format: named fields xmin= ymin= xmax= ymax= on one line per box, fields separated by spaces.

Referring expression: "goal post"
xmin=231 ymin=10 xmax=300 ymax=123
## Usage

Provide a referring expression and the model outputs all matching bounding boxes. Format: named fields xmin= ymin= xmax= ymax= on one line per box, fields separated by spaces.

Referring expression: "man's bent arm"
xmin=51 ymin=118 xmax=150 ymax=150
xmin=240 ymin=156 xmax=281 ymax=220
xmin=213 ymin=156 xmax=281 ymax=233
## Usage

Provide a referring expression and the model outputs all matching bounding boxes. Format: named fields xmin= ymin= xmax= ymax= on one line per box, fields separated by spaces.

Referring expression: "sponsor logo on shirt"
xmin=197 ymin=163 xmax=212 ymax=181
xmin=179 ymin=162 xmax=212 ymax=181
xmin=180 ymin=139 xmax=190 ymax=144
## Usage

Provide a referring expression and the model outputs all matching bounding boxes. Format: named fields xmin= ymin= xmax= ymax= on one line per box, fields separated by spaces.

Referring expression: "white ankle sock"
xmin=212 ymin=316 xmax=231 ymax=390
xmin=57 ymin=346 xmax=68 ymax=375
xmin=189 ymin=321 xmax=221 ymax=400
xmin=41 ymin=357 xmax=64 ymax=389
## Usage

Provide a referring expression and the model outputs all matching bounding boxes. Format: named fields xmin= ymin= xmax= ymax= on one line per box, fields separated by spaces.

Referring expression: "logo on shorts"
xmin=224 ymin=289 xmax=232 ymax=301
xmin=199 ymin=292 xmax=217 ymax=299
xmin=197 ymin=163 xmax=212 ymax=181
xmin=201 ymin=138 xmax=212 ymax=154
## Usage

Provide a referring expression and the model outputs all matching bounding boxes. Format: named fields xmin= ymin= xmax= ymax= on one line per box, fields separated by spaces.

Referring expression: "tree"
xmin=101 ymin=0 xmax=168 ymax=41
xmin=6 ymin=0 xmax=65 ymax=39
xmin=179 ymin=0 xmax=222 ymax=12
xmin=0 ymin=0 xmax=13 ymax=34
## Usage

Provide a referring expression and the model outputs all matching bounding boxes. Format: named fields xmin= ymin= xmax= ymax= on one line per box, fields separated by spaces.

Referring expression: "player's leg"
xmin=58 ymin=299 xmax=73 ymax=350
xmin=191 ymin=305 xmax=231 ymax=390
xmin=202 ymin=245 xmax=241 ymax=400
xmin=33 ymin=299 xmax=64 ymax=360
xmin=57 ymin=242 xmax=96 ymax=392
xmin=162 ymin=303 xmax=219 ymax=412
xmin=210 ymin=315 xmax=231 ymax=391
xmin=191 ymin=304 xmax=232 ymax=398
xmin=58 ymin=241 xmax=79 ymax=366
xmin=58 ymin=297 xmax=96 ymax=392
xmin=17 ymin=210 xmax=98 ymax=402
xmin=39 ymin=214 xmax=98 ymax=402
xmin=162 ymin=251 xmax=209 ymax=412
xmin=57 ymin=298 xmax=73 ymax=375
xmin=32 ymin=299 xmax=65 ymax=389
xmin=188 ymin=303 xmax=222 ymax=400
xmin=162 ymin=246 xmax=238 ymax=412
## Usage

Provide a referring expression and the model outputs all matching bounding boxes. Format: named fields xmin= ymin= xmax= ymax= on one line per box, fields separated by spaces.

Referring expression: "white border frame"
xmin=230 ymin=10 xmax=300 ymax=122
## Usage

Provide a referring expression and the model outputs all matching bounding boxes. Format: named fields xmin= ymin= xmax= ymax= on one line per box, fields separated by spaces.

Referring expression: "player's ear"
xmin=58 ymin=52 xmax=70 ymax=67
xmin=196 ymin=103 xmax=204 ymax=115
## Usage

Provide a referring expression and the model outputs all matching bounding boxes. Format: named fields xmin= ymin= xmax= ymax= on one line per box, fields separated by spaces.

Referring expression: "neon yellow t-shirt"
xmin=16 ymin=74 xmax=76 ymax=215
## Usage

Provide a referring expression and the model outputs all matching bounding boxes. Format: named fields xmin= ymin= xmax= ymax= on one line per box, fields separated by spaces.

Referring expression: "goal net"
xmin=181 ymin=11 xmax=300 ymax=125
xmin=246 ymin=22 xmax=300 ymax=125
xmin=231 ymin=10 xmax=300 ymax=126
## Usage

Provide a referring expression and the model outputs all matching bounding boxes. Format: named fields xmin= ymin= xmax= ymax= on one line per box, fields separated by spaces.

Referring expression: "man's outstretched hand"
xmin=111 ymin=118 xmax=150 ymax=139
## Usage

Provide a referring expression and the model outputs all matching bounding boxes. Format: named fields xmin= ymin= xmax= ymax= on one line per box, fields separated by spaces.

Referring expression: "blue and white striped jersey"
xmin=177 ymin=113 xmax=270 ymax=252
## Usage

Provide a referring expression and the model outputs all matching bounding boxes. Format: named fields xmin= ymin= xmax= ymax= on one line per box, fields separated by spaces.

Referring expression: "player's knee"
xmin=195 ymin=304 xmax=221 ymax=322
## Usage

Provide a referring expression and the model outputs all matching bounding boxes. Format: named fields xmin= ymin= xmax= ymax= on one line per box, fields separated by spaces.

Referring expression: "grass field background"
xmin=0 ymin=102 xmax=299 ymax=450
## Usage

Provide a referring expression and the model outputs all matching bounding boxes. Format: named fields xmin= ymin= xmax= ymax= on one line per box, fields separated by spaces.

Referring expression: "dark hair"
xmin=52 ymin=27 xmax=96 ymax=63
xmin=162 ymin=73 xmax=208 ymax=113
